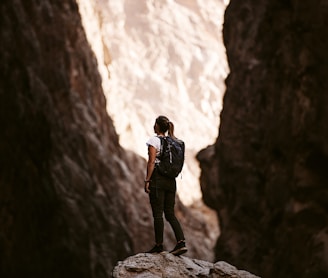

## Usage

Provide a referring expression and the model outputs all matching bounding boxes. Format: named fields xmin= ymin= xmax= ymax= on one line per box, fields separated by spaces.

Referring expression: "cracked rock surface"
xmin=112 ymin=253 xmax=260 ymax=278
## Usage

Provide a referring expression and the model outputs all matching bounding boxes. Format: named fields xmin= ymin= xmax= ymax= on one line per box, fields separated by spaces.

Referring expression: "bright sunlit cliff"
xmin=77 ymin=0 xmax=229 ymax=205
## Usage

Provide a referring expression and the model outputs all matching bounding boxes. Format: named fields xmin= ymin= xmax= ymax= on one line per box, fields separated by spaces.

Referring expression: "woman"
xmin=144 ymin=115 xmax=187 ymax=256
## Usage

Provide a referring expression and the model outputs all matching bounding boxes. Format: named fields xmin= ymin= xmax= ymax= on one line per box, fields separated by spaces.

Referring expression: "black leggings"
xmin=149 ymin=185 xmax=185 ymax=244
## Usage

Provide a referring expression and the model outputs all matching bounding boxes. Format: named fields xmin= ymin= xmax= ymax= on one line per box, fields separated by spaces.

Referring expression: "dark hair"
xmin=156 ymin=115 xmax=176 ymax=138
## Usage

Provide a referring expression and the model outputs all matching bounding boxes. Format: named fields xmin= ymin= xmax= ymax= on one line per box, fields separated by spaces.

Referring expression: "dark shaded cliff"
xmin=0 ymin=0 xmax=143 ymax=277
xmin=198 ymin=0 xmax=328 ymax=277
xmin=0 ymin=1 xmax=222 ymax=277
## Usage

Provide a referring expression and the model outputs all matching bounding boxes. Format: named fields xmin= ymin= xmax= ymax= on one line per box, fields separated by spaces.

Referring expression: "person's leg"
xmin=148 ymin=187 xmax=165 ymax=252
xmin=164 ymin=189 xmax=185 ymax=242
xmin=164 ymin=190 xmax=187 ymax=255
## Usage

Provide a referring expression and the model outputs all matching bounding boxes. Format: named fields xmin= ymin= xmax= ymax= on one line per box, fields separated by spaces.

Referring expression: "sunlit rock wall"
xmin=198 ymin=0 xmax=328 ymax=277
xmin=77 ymin=0 xmax=223 ymax=262
xmin=77 ymin=0 xmax=229 ymax=206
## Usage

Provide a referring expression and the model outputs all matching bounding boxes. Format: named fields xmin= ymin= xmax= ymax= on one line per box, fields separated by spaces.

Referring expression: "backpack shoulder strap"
xmin=157 ymin=136 xmax=165 ymax=157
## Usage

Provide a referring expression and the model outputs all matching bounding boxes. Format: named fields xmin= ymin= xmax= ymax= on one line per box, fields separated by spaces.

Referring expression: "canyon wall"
xmin=0 ymin=0 xmax=140 ymax=276
xmin=77 ymin=0 xmax=229 ymax=206
xmin=198 ymin=0 xmax=328 ymax=277
xmin=0 ymin=1 xmax=222 ymax=277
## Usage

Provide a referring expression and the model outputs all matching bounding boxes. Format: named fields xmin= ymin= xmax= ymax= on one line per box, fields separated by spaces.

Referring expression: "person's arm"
xmin=144 ymin=145 xmax=156 ymax=193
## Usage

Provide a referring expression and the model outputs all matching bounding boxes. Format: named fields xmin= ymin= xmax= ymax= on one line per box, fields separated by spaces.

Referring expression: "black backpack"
xmin=157 ymin=136 xmax=185 ymax=178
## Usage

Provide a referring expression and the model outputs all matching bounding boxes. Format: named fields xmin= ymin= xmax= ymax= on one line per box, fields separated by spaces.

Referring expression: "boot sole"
xmin=170 ymin=247 xmax=188 ymax=256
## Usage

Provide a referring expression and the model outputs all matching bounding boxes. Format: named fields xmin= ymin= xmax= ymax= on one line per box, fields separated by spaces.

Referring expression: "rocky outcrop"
xmin=112 ymin=253 xmax=260 ymax=278
xmin=0 ymin=0 xmax=142 ymax=277
xmin=0 ymin=1 xmax=220 ymax=277
xmin=198 ymin=0 xmax=328 ymax=277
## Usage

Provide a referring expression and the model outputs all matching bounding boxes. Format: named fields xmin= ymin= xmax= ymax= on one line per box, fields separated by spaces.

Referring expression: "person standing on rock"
xmin=144 ymin=115 xmax=187 ymax=256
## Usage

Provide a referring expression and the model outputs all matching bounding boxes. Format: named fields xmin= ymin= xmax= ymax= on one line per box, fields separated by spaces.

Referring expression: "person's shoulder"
xmin=146 ymin=135 xmax=161 ymax=146
xmin=148 ymin=135 xmax=160 ymax=141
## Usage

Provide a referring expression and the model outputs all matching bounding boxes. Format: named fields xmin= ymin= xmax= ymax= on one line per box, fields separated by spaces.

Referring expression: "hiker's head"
xmin=154 ymin=115 xmax=175 ymax=138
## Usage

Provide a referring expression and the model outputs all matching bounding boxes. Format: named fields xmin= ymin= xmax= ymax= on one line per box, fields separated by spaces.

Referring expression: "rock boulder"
xmin=112 ymin=253 xmax=260 ymax=278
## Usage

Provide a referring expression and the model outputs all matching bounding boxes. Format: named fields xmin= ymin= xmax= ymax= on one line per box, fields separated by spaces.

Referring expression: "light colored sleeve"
xmin=146 ymin=136 xmax=161 ymax=153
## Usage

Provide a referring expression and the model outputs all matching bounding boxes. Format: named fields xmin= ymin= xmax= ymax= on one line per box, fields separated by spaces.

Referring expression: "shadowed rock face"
xmin=198 ymin=0 xmax=328 ymax=277
xmin=0 ymin=0 xmax=142 ymax=277
xmin=0 ymin=1 xmax=221 ymax=277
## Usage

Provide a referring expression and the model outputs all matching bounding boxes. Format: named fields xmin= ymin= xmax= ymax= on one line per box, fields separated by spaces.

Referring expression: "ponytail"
xmin=168 ymin=121 xmax=176 ymax=139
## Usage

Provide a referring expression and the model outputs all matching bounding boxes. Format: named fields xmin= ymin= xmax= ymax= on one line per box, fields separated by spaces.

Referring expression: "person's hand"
xmin=144 ymin=181 xmax=150 ymax=193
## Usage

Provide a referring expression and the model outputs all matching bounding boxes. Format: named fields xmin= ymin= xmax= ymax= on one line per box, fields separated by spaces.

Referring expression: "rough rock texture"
xmin=112 ymin=253 xmax=260 ymax=278
xmin=0 ymin=0 xmax=142 ymax=277
xmin=77 ymin=0 xmax=229 ymax=206
xmin=0 ymin=1 xmax=221 ymax=277
xmin=198 ymin=0 xmax=328 ymax=277
xmin=76 ymin=0 xmax=223 ymax=262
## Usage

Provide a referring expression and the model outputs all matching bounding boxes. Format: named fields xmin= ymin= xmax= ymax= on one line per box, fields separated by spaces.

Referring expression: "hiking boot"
xmin=170 ymin=241 xmax=187 ymax=256
xmin=147 ymin=244 xmax=163 ymax=253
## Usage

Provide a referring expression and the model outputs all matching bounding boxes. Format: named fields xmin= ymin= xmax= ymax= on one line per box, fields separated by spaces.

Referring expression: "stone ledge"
xmin=112 ymin=252 xmax=260 ymax=278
